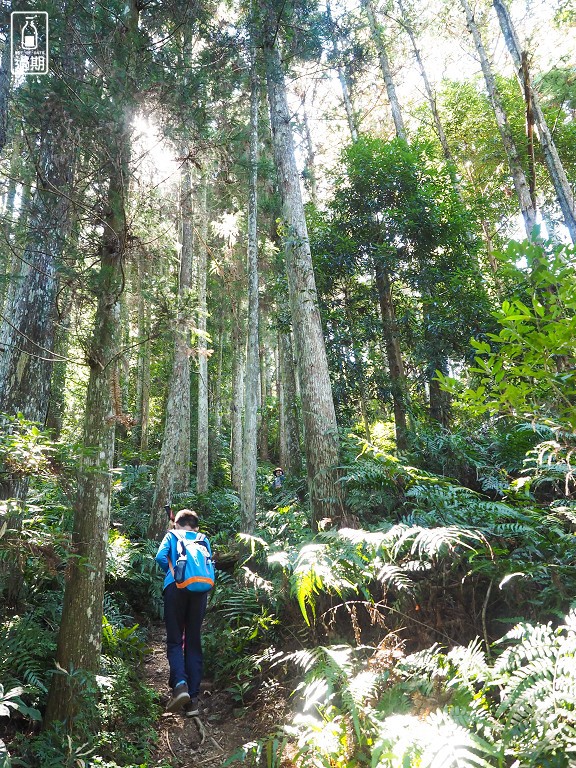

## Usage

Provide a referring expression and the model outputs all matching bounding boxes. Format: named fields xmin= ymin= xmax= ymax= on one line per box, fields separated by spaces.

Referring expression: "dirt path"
xmin=143 ymin=623 xmax=274 ymax=768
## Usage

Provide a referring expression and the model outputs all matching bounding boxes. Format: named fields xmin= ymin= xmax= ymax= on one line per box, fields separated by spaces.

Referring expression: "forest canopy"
xmin=0 ymin=0 xmax=575 ymax=766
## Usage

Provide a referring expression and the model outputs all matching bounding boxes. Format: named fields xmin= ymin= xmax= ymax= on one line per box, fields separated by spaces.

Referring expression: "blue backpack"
xmin=168 ymin=531 xmax=215 ymax=592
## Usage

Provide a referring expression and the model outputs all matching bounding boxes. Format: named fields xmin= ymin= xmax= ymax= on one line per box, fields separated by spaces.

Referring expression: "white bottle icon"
xmin=21 ymin=17 xmax=38 ymax=50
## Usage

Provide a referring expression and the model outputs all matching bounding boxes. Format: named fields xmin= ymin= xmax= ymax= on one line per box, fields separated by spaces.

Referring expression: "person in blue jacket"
xmin=155 ymin=508 xmax=212 ymax=715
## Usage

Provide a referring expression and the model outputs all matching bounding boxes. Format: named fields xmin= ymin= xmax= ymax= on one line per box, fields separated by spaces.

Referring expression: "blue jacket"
xmin=155 ymin=530 xmax=213 ymax=591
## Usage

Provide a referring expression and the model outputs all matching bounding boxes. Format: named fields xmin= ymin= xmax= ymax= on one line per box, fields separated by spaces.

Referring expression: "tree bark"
xmin=362 ymin=0 xmax=406 ymax=139
xmin=301 ymin=92 xmax=319 ymax=205
xmin=396 ymin=0 xmax=461 ymax=195
xmin=326 ymin=1 xmax=359 ymax=142
xmin=375 ymin=263 xmax=408 ymax=451
xmin=264 ymin=34 xmax=343 ymax=527
xmin=134 ymin=247 xmax=151 ymax=454
xmin=45 ymin=292 xmax=73 ymax=439
xmin=148 ymin=160 xmax=194 ymax=538
xmin=492 ymin=0 xmax=576 ymax=242
xmin=0 ymin=109 xmax=76 ymax=427
xmin=196 ymin=172 xmax=209 ymax=494
xmin=278 ymin=329 xmax=302 ymax=474
xmin=230 ymin=321 xmax=245 ymax=491
xmin=0 ymin=32 xmax=11 ymax=155
xmin=459 ymin=0 xmax=537 ymax=240
xmin=258 ymin=343 xmax=270 ymax=461
xmin=240 ymin=50 xmax=260 ymax=533
xmin=213 ymin=315 xmax=224 ymax=440
xmin=44 ymin=2 xmax=137 ymax=715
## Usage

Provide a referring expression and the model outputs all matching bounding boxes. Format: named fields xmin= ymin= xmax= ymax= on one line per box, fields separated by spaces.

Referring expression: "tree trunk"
xmin=0 ymin=33 xmax=11 ymax=155
xmin=148 ymin=161 xmax=194 ymax=538
xmin=134 ymin=247 xmax=151 ymax=454
xmin=0 ymin=41 xmax=79 ymax=606
xmin=213 ymin=315 xmax=224 ymax=439
xmin=0 ymin=112 xmax=76 ymax=426
xmin=264 ymin=35 xmax=343 ymax=527
xmin=174 ymin=162 xmax=194 ymax=493
xmin=459 ymin=0 xmax=537 ymax=240
xmin=374 ymin=263 xmax=408 ymax=451
xmin=278 ymin=329 xmax=302 ymax=474
xmin=362 ymin=0 xmax=406 ymax=139
xmin=343 ymin=286 xmax=372 ymax=441
xmin=240 ymin=50 xmax=260 ymax=533
xmin=326 ymin=1 xmax=359 ymax=142
xmin=44 ymin=25 xmax=136 ymax=719
xmin=492 ymin=0 xmax=576 ymax=242
xmin=45 ymin=294 xmax=73 ymax=439
xmin=230 ymin=321 xmax=245 ymax=491
xmin=396 ymin=0 xmax=461 ymax=195
xmin=301 ymin=92 xmax=319 ymax=205
xmin=258 ymin=343 xmax=270 ymax=461
xmin=196 ymin=173 xmax=209 ymax=494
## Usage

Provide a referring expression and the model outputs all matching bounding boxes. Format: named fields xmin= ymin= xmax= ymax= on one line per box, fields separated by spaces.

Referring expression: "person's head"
xmin=174 ymin=509 xmax=200 ymax=530
xmin=274 ymin=467 xmax=283 ymax=476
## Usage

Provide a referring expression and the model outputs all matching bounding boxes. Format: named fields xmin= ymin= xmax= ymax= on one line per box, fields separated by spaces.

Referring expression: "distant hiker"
xmin=155 ymin=509 xmax=214 ymax=715
xmin=272 ymin=467 xmax=285 ymax=490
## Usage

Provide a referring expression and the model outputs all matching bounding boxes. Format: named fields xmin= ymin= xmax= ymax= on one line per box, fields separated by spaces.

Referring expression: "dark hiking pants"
xmin=163 ymin=582 xmax=208 ymax=697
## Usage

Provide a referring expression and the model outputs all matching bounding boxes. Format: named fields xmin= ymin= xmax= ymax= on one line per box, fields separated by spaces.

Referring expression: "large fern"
xmin=0 ymin=615 xmax=56 ymax=694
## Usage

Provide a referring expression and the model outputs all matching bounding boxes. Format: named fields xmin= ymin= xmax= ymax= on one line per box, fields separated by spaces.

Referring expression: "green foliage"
xmin=101 ymin=619 xmax=148 ymax=665
xmin=204 ymin=570 xmax=281 ymax=695
xmin=0 ymin=684 xmax=41 ymax=721
xmin=438 ymin=241 xmax=576 ymax=429
xmin=106 ymin=534 xmax=163 ymax=619
xmin=97 ymin=658 xmax=161 ymax=764
xmin=0 ymin=414 xmax=56 ymax=481
xmin=0 ymin=615 xmax=56 ymax=695
xmin=172 ymin=486 xmax=241 ymax=546
xmin=253 ymin=611 xmax=576 ymax=767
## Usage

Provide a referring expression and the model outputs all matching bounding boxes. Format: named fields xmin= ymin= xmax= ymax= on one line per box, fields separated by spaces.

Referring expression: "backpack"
xmin=168 ymin=531 xmax=215 ymax=592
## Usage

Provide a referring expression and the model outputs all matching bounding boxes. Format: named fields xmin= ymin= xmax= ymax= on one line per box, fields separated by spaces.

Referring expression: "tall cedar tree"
xmin=261 ymin=0 xmax=343 ymax=526
xmin=44 ymin=0 xmax=140 ymax=727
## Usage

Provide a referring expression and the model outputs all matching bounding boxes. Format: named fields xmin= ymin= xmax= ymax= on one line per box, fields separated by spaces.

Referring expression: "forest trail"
xmin=142 ymin=624 xmax=265 ymax=768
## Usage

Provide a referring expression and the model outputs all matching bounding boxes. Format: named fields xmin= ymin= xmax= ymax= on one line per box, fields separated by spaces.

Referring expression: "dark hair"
xmin=174 ymin=509 xmax=199 ymax=529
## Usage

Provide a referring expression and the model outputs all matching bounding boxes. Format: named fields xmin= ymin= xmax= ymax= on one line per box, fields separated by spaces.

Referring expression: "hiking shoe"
xmin=166 ymin=683 xmax=190 ymax=713
xmin=184 ymin=697 xmax=200 ymax=717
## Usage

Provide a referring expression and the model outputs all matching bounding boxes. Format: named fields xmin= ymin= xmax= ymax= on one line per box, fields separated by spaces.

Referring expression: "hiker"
xmin=272 ymin=467 xmax=285 ymax=490
xmin=155 ymin=508 xmax=213 ymax=715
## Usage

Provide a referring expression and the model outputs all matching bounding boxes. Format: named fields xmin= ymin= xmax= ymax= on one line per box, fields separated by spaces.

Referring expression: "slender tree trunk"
xmin=264 ymin=36 xmax=342 ymax=527
xmin=300 ymin=90 xmax=319 ymax=204
xmin=134 ymin=247 xmax=151 ymax=453
xmin=230 ymin=321 xmax=244 ymax=491
xmin=326 ymin=1 xmax=359 ymax=142
xmin=45 ymin=15 xmax=137 ymax=718
xmin=258 ymin=344 xmax=270 ymax=461
xmin=375 ymin=263 xmax=408 ymax=451
xmin=396 ymin=0 xmax=461 ymax=195
xmin=213 ymin=315 xmax=224 ymax=439
xmin=240 ymin=51 xmax=260 ymax=533
xmin=0 ymin=33 xmax=80 ymax=605
xmin=343 ymin=286 xmax=372 ymax=441
xmin=148 ymin=161 xmax=194 ymax=538
xmin=175 ymin=162 xmax=194 ymax=493
xmin=362 ymin=0 xmax=406 ymax=139
xmin=196 ymin=173 xmax=209 ymax=494
xmin=0 ymin=120 xmax=75 ymax=426
xmin=45 ymin=296 xmax=73 ymax=439
xmin=492 ymin=0 xmax=576 ymax=242
xmin=0 ymin=34 xmax=11 ymax=155
xmin=278 ymin=329 xmax=302 ymax=474
xmin=459 ymin=0 xmax=537 ymax=239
